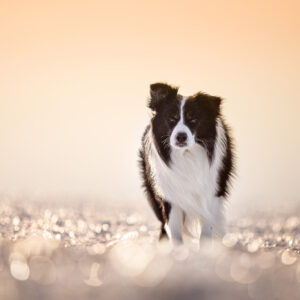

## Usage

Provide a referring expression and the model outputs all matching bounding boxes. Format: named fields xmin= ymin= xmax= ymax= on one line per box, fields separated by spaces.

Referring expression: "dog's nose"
xmin=176 ymin=132 xmax=187 ymax=144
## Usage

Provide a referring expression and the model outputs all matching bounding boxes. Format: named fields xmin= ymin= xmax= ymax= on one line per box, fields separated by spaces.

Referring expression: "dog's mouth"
xmin=175 ymin=141 xmax=188 ymax=148
xmin=171 ymin=142 xmax=192 ymax=151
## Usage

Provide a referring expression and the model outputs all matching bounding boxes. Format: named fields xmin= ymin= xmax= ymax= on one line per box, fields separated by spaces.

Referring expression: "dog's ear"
xmin=211 ymin=96 xmax=222 ymax=115
xmin=194 ymin=93 xmax=222 ymax=116
xmin=148 ymin=83 xmax=178 ymax=111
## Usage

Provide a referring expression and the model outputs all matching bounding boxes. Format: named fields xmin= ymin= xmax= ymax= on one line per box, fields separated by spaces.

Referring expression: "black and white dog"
xmin=139 ymin=83 xmax=234 ymax=243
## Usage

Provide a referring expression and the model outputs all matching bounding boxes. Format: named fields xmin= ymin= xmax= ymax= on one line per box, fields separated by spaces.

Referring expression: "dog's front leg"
xmin=201 ymin=198 xmax=226 ymax=240
xmin=200 ymin=220 xmax=213 ymax=238
xmin=168 ymin=204 xmax=184 ymax=244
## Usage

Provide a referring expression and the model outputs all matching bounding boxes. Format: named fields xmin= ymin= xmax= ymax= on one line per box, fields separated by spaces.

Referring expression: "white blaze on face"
xmin=170 ymin=97 xmax=195 ymax=149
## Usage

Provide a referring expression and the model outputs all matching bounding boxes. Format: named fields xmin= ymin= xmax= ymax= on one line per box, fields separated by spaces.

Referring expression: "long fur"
xmin=139 ymin=83 xmax=234 ymax=242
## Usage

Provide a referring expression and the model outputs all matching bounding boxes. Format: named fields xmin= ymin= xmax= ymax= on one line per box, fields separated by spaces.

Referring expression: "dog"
xmin=139 ymin=83 xmax=234 ymax=243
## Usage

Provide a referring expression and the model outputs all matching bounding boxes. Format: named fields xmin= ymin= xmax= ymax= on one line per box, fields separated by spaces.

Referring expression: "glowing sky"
xmin=1 ymin=0 xmax=300 ymax=210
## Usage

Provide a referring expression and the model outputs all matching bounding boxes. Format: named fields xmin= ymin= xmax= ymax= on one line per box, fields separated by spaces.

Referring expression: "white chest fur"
xmin=145 ymin=118 xmax=226 ymax=223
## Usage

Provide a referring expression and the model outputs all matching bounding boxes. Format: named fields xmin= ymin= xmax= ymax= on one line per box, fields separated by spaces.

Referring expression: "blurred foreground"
xmin=0 ymin=199 xmax=300 ymax=300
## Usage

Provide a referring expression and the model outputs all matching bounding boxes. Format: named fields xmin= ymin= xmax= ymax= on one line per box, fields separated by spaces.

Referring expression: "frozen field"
xmin=0 ymin=200 xmax=300 ymax=300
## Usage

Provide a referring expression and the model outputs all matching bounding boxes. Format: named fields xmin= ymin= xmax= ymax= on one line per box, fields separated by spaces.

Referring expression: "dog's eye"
xmin=168 ymin=117 xmax=178 ymax=125
xmin=186 ymin=113 xmax=197 ymax=124
xmin=186 ymin=116 xmax=197 ymax=124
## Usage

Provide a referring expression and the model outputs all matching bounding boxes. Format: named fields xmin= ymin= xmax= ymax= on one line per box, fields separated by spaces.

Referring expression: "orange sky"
xmin=0 ymin=0 xmax=300 ymax=210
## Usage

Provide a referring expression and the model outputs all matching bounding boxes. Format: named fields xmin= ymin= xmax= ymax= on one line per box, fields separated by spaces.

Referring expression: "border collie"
xmin=139 ymin=83 xmax=234 ymax=243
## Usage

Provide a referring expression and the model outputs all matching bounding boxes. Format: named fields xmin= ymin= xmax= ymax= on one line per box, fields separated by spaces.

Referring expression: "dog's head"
xmin=149 ymin=83 xmax=221 ymax=160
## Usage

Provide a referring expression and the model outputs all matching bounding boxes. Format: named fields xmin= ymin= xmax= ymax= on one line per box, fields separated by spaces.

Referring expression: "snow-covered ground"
xmin=0 ymin=200 xmax=299 ymax=300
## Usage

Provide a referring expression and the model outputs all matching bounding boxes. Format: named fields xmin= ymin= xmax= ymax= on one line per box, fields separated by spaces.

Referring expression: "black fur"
xmin=149 ymin=83 xmax=181 ymax=165
xmin=149 ymin=83 xmax=179 ymax=111
xmin=139 ymin=126 xmax=171 ymax=239
xmin=183 ymin=92 xmax=221 ymax=162
xmin=216 ymin=122 xmax=234 ymax=197
xmin=139 ymin=83 xmax=234 ymax=239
